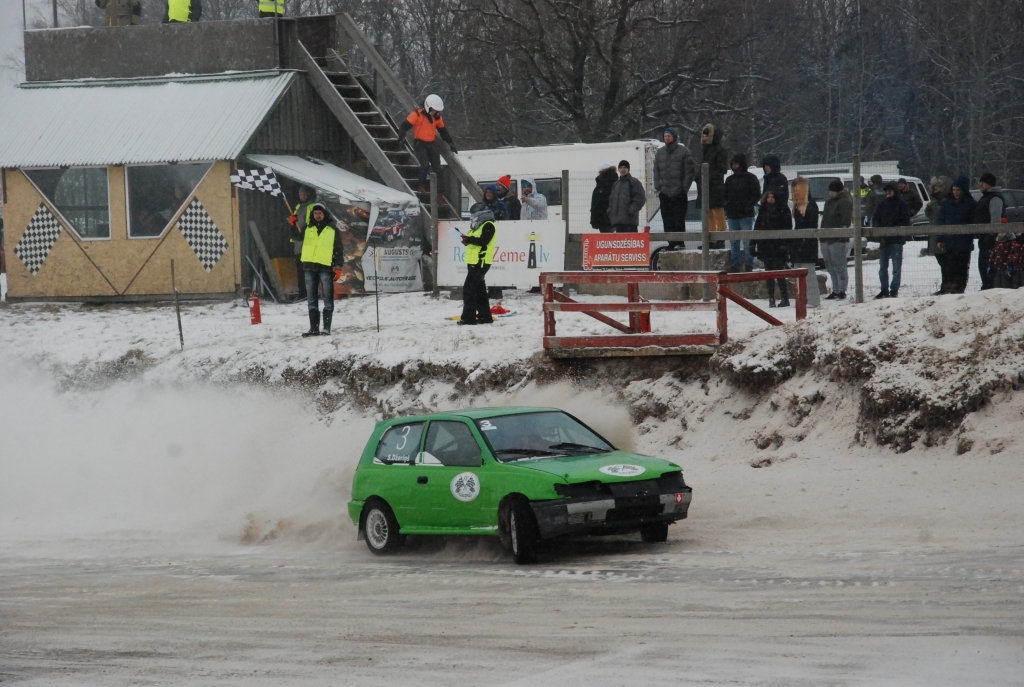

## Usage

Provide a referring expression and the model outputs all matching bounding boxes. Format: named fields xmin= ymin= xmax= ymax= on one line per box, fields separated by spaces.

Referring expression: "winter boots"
xmin=322 ymin=310 xmax=332 ymax=335
xmin=302 ymin=310 xmax=320 ymax=337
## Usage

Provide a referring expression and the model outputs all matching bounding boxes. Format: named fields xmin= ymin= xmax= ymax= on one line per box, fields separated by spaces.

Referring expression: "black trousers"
xmin=763 ymin=257 xmax=789 ymax=300
xmin=978 ymin=244 xmax=995 ymax=290
xmin=414 ymin=139 xmax=443 ymax=188
xmin=660 ymin=192 xmax=688 ymax=249
xmin=944 ymin=252 xmax=972 ymax=293
xmin=461 ymin=264 xmax=492 ymax=324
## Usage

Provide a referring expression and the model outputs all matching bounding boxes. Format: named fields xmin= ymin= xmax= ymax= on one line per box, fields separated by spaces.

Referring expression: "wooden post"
xmin=171 ymin=260 xmax=184 ymax=351
xmin=852 ymin=155 xmax=864 ymax=303
xmin=701 ymin=162 xmax=710 ymax=301
xmin=795 ymin=270 xmax=807 ymax=320
xmin=430 ymin=172 xmax=440 ymax=298
xmin=716 ymin=277 xmax=728 ymax=344
xmin=247 ymin=221 xmax=285 ymax=298
xmin=543 ymin=282 xmax=556 ymax=337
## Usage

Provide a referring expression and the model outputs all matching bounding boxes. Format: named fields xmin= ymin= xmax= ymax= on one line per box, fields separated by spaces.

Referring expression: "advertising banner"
xmin=581 ymin=233 xmax=650 ymax=270
xmin=437 ymin=220 xmax=566 ymax=289
xmin=360 ymin=205 xmax=424 ymax=293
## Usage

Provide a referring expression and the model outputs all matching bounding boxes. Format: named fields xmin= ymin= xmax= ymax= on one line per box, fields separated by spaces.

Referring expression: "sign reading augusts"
xmin=581 ymin=234 xmax=650 ymax=270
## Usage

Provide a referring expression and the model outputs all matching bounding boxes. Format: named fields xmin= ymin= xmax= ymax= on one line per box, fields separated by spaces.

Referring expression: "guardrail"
xmin=539 ymin=269 xmax=808 ymax=358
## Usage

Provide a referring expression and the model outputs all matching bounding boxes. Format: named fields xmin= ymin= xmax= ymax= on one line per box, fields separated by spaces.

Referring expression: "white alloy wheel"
xmin=366 ymin=508 xmax=389 ymax=550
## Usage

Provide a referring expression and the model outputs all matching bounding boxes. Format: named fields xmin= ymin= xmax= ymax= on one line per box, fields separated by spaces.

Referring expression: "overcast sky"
xmin=1 ymin=0 xmax=54 ymax=91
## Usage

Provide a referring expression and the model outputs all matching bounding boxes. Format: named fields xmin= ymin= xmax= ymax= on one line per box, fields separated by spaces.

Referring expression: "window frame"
xmin=419 ymin=420 xmax=484 ymax=468
xmin=124 ymin=161 xmax=215 ymax=240
xmin=22 ymin=165 xmax=113 ymax=242
xmin=373 ymin=422 xmax=426 ymax=466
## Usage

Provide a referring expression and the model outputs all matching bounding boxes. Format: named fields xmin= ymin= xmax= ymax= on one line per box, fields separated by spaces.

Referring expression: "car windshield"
xmin=475 ymin=411 xmax=615 ymax=462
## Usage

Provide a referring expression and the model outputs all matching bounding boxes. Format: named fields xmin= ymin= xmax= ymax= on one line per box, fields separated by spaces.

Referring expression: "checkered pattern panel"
xmin=14 ymin=203 xmax=63 ymax=275
xmin=177 ymin=198 xmax=229 ymax=272
xmin=229 ymin=167 xmax=282 ymax=196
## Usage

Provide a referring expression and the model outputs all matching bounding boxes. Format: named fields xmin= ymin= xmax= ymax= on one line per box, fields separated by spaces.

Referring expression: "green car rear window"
xmin=374 ymin=423 xmax=424 ymax=465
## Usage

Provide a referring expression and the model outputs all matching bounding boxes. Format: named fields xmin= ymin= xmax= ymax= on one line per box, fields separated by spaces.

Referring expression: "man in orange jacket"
xmin=397 ymin=94 xmax=457 ymax=192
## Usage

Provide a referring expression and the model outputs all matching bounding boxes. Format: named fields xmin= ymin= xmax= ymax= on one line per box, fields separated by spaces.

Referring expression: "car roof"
xmin=379 ymin=406 xmax=563 ymax=424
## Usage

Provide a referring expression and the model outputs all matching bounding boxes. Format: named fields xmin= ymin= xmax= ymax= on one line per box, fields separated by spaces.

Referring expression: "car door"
xmin=370 ymin=422 xmax=426 ymax=528
xmin=414 ymin=420 xmax=492 ymax=530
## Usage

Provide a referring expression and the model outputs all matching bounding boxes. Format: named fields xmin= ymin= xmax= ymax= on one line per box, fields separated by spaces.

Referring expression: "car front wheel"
xmin=509 ymin=500 xmax=539 ymax=565
xmin=363 ymin=500 xmax=404 ymax=555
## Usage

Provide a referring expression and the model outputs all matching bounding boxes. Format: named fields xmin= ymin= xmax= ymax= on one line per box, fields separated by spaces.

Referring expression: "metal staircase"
xmin=295 ymin=19 xmax=483 ymax=223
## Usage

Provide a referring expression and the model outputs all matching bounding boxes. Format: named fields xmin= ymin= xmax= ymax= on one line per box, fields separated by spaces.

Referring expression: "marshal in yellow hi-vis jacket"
xmin=459 ymin=203 xmax=498 ymax=326
xmin=300 ymin=203 xmax=344 ymax=337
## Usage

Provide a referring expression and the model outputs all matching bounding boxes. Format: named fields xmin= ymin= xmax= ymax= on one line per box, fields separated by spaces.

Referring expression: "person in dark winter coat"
xmin=608 ymin=160 xmax=646 ymax=232
xmin=987 ymin=232 xmax=1022 ymax=289
xmin=897 ymin=178 xmax=923 ymax=216
xmin=698 ymin=124 xmax=729 ymax=243
xmin=760 ymin=155 xmax=788 ymax=205
xmin=590 ymin=161 xmax=618 ymax=232
xmin=752 ymin=190 xmax=793 ymax=307
xmin=496 ymin=175 xmax=521 ymax=220
xmin=936 ymin=175 xmax=978 ymax=294
xmin=653 ymin=128 xmax=696 ymax=246
xmin=974 ymin=172 xmax=1005 ymax=290
xmin=863 ymin=174 xmax=885 ymax=226
xmin=300 ymin=203 xmax=345 ymax=337
xmin=724 ymin=153 xmax=760 ymax=272
xmin=790 ymin=178 xmax=821 ymax=307
xmin=820 ymin=180 xmax=851 ymax=300
xmin=481 ymin=185 xmax=509 ymax=221
xmin=871 ymin=182 xmax=911 ymax=298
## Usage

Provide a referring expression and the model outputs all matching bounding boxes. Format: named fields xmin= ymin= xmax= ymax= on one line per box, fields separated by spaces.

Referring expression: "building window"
xmin=24 ymin=167 xmax=111 ymax=240
xmin=126 ymin=163 xmax=212 ymax=238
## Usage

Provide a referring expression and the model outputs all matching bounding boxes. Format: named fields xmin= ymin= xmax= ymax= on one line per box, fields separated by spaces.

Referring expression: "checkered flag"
xmin=230 ymin=167 xmax=282 ymax=196
xmin=15 ymin=203 xmax=63 ymax=275
xmin=177 ymin=198 xmax=229 ymax=272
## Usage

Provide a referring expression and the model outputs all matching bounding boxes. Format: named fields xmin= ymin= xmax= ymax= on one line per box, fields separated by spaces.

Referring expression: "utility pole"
xmin=52 ymin=0 xmax=58 ymax=27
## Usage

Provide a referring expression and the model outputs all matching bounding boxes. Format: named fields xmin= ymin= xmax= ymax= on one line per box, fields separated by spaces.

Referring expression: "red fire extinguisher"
xmin=248 ymin=292 xmax=262 ymax=325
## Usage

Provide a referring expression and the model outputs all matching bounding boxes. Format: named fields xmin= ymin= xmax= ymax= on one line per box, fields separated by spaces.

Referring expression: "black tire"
xmin=508 ymin=499 xmax=539 ymax=565
xmin=362 ymin=499 xmax=404 ymax=555
xmin=640 ymin=522 xmax=669 ymax=543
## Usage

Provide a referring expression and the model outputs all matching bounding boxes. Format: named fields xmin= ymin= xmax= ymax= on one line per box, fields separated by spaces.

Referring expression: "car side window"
xmin=421 ymin=421 xmax=482 ymax=467
xmin=374 ymin=423 xmax=424 ymax=465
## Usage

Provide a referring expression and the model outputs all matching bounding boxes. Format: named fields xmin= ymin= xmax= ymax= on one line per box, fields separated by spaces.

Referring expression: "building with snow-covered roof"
xmin=0 ymin=16 xmax=438 ymax=302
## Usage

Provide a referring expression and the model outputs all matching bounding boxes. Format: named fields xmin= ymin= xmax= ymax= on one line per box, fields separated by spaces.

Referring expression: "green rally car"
xmin=348 ymin=407 xmax=693 ymax=564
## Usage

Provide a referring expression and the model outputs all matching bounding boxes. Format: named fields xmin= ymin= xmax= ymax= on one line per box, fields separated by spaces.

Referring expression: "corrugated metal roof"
xmin=246 ymin=155 xmax=417 ymax=207
xmin=0 ymin=72 xmax=295 ymax=167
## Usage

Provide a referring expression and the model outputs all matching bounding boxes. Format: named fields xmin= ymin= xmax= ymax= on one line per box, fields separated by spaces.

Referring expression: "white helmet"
xmin=424 ymin=94 xmax=444 ymax=113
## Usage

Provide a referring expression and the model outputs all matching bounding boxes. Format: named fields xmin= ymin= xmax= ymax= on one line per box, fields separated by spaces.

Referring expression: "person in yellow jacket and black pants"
xmin=301 ymin=203 xmax=344 ymax=337
xmin=257 ymin=0 xmax=284 ymax=17
xmin=459 ymin=203 xmax=498 ymax=325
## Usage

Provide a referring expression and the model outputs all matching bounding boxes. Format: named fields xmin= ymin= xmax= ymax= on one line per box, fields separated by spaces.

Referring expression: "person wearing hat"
xmin=608 ymin=160 xmax=646 ymax=233
xmin=987 ymin=230 xmax=1021 ymax=289
xmin=698 ymin=124 xmax=728 ymax=246
xmin=820 ymin=179 xmax=852 ymax=300
xmin=481 ymin=184 xmax=509 ymax=221
xmin=936 ymin=175 xmax=977 ymax=294
xmin=459 ymin=203 xmax=498 ymax=325
xmin=289 ymin=185 xmax=318 ymax=299
xmin=654 ymin=127 xmax=696 ymax=246
xmin=300 ymin=203 xmax=345 ymax=337
xmin=590 ymin=161 xmax=619 ymax=232
xmin=520 ymin=177 xmax=548 ymax=220
xmin=397 ymin=94 xmax=457 ymax=192
xmin=863 ymin=174 xmax=886 ymax=226
xmin=495 ymin=175 xmax=521 ymax=220
xmin=871 ymin=182 xmax=911 ymax=298
xmin=896 ymin=178 xmax=923 ymax=216
xmin=974 ymin=172 xmax=1005 ymax=290
xmin=724 ymin=153 xmax=761 ymax=272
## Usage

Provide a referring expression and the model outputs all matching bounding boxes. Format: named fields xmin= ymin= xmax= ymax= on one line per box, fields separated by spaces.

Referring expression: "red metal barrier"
xmin=540 ymin=269 xmax=807 ymax=357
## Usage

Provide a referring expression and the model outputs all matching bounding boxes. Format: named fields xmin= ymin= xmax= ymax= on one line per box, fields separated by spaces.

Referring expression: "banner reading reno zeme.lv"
xmin=437 ymin=220 xmax=566 ymax=289
xmin=581 ymin=234 xmax=651 ymax=270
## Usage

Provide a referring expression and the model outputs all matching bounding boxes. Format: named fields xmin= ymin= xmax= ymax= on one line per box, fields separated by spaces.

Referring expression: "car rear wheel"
xmin=509 ymin=500 xmax=539 ymax=565
xmin=640 ymin=522 xmax=669 ymax=543
xmin=363 ymin=500 xmax=404 ymax=555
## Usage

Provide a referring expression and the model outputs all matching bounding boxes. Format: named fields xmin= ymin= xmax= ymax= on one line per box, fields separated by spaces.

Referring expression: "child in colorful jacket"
xmin=987 ymin=232 xmax=1023 ymax=289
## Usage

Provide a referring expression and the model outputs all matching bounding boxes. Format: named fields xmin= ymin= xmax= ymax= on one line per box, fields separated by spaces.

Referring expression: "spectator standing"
xmin=761 ymin=155 xmax=788 ymax=204
xmin=289 ymin=185 xmax=318 ymax=299
xmin=520 ymin=178 xmax=548 ymax=220
xmin=790 ymin=178 xmax=821 ymax=307
xmin=925 ymin=176 xmax=951 ymax=224
xmin=698 ymin=124 xmax=728 ymax=246
xmin=96 ymin=0 xmax=141 ymax=25
xmin=863 ymin=174 xmax=885 ymax=226
xmin=987 ymin=232 xmax=1021 ymax=289
xmin=590 ymin=161 xmax=618 ymax=233
xmin=724 ymin=153 xmax=760 ymax=272
xmin=974 ymin=172 xmax=1005 ymax=290
xmin=164 ymin=0 xmax=201 ymax=21
xmin=936 ymin=175 xmax=978 ymax=294
xmin=496 ymin=175 xmax=521 ymax=220
xmin=820 ymin=179 xmax=851 ymax=300
xmin=653 ymin=128 xmax=696 ymax=248
xmin=608 ymin=161 xmax=646 ymax=233
xmin=897 ymin=178 xmax=923 ymax=216
xmin=752 ymin=190 xmax=793 ymax=308
xmin=397 ymin=95 xmax=456 ymax=192
xmin=481 ymin=185 xmax=509 ymax=221
xmin=300 ymin=203 xmax=344 ymax=337
xmin=871 ymin=182 xmax=911 ymax=298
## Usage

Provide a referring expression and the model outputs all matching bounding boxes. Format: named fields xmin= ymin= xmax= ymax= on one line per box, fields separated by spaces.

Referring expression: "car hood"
xmin=505 ymin=451 xmax=678 ymax=483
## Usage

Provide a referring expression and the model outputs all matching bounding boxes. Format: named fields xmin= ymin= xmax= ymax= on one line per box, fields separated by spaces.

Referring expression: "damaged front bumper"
xmin=530 ymin=487 xmax=693 ymax=539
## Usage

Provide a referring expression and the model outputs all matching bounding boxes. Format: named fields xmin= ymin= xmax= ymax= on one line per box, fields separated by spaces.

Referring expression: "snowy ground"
xmin=1 ymin=281 xmax=1023 ymax=685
